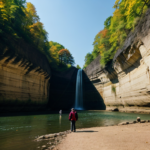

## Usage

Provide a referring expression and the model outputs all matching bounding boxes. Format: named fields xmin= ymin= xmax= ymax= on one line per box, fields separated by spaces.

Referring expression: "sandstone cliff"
xmin=0 ymin=38 xmax=51 ymax=112
xmin=84 ymin=8 xmax=150 ymax=113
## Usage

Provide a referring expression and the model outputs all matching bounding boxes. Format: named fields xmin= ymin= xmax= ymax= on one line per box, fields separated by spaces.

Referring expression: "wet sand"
xmin=55 ymin=123 xmax=150 ymax=150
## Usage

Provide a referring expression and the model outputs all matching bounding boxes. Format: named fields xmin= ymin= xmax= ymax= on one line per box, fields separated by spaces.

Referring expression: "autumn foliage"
xmin=58 ymin=49 xmax=74 ymax=65
xmin=84 ymin=0 xmax=150 ymax=68
xmin=0 ymin=0 xmax=74 ymax=71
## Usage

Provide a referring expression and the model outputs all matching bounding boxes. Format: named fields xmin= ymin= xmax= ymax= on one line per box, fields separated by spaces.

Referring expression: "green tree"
xmin=58 ymin=49 xmax=75 ymax=66
xmin=104 ymin=16 xmax=112 ymax=29
xmin=84 ymin=53 xmax=93 ymax=68
xmin=48 ymin=41 xmax=65 ymax=63
xmin=0 ymin=1 xmax=75 ymax=71
xmin=83 ymin=0 xmax=150 ymax=68
xmin=76 ymin=65 xmax=81 ymax=69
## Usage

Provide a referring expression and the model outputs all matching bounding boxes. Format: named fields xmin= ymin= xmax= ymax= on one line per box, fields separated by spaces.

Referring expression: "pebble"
xmin=47 ymin=142 xmax=52 ymax=145
xmin=42 ymin=145 xmax=46 ymax=148
xmin=48 ymin=146 xmax=55 ymax=150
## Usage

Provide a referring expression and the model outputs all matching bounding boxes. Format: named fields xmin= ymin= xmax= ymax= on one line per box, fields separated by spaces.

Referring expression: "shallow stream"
xmin=0 ymin=111 xmax=150 ymax=150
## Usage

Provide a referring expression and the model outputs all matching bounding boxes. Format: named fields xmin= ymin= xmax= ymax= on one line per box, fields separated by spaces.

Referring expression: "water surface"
xmin=0 ymin=111 xmax=150 ymax=150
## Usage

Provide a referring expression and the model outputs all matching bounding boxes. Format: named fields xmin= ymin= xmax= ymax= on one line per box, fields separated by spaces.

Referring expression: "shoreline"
xmin=54 ymin=122 xmax=150 ymax=150
xmin=34 ymin=130 xmax=72 ymax=150
xmin=35 ymin=118 xmax=150 ymax=150
xmin=106 ymin=106 xmax=150 ymax=114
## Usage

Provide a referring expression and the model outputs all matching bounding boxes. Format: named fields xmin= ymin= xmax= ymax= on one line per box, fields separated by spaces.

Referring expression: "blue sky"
xmin=26 ymin=0 xmax=116 ymax=68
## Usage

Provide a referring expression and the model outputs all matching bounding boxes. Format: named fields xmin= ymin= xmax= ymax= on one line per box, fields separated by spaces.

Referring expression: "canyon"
xmin=1 ymin=8 xmax=150 ymax=113
xmin=84 ymin=8 xmax=150 ymax=113
xmin=0 ymin=36 xmax=103 ymax=112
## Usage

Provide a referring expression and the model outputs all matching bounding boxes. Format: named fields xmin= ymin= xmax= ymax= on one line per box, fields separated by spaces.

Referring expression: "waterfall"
xmin=75 ymin=69 xmax=83 ymax=110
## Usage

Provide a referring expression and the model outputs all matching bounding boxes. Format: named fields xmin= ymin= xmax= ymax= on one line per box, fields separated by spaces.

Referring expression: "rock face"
xmin=48 ymin=67 xmax=78 ymax=110
xmin=0 ymin=36 xmax=105 ymax=112
xmin=0 ymin=38 xmax=51 ymax=112
xmin=84 ymin=8 xmax=150 ymax=112
xmin=82 ymin=71 xmax=106 ymax=110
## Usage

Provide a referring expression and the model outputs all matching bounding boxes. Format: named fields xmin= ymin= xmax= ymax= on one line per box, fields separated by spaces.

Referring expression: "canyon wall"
xmin=84 ymin=8 xmax=150 ymax=113
xmin=82 ymin=70 xmax=106 ymax=110
xmin=0 ymin=38 xmax=51 ymax=112
xmin=48 ymin=67 xmax=105 ymax=110
xmin=48 ymin=67 xmax=78 ymax=110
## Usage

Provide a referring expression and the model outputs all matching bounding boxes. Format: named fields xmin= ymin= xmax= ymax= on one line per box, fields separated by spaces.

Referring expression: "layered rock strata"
xmin=84 ymin=8 xmax=150 ymax=113
xmin=0 ymin=38 xmax=51 ymax=112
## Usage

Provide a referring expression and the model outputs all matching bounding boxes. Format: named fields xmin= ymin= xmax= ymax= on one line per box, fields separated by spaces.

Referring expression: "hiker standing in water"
xmin=69 ymin=108 xmax=78 ymax=132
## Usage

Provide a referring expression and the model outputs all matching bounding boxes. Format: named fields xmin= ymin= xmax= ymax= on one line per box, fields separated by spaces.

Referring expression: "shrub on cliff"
xmin=84 ymin=53 xmax=94 ymax=68
xmin=76 ymin=65 xmax=81 ymax=69
xmin=84 ymin=0 xmax=150 ymax=67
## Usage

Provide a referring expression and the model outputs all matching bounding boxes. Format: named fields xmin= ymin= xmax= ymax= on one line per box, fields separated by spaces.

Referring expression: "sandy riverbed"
xmin=54 ymin=123 xmax=150 ymax=150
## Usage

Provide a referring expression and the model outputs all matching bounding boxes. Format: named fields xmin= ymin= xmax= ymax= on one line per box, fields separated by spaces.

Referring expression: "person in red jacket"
xmin=69 ymin=108 xmax=78 ymax=132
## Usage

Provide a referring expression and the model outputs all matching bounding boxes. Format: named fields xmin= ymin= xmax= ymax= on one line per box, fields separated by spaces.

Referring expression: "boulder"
xmin=42 ymin=145 xmax=46 ymax=148
xmin=38 ymin=136 xmax=43 ymax=139
xmin=43 ymin=134 xmax=55 ymax=139
xmin=55 ymin=133 xmax=60 ymax=136
xmin=59 ymin=132 xmax=64 ymax=136
xmin=47 ymin=142 xmax=52 ymax=145
xmin=133 ymin=121 xmax=137 ymax=123
xmin=137 ymin=117 xmax=141 ymax=122
xmin=118 ymin=122 xmax=127 ymax=125
xmin=140 ymin=120 xmax=146 ymax=123
xmin=43 ymin=135 xmax=49 ymax=139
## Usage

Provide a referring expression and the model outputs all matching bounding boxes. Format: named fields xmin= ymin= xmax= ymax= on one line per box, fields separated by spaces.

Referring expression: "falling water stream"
xmin=75 ymin=69 xmax=83 ymax=110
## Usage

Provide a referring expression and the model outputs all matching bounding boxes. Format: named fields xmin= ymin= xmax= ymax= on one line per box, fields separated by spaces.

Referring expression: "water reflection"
xmin=59 ymin=115 xmax=62 ymax=125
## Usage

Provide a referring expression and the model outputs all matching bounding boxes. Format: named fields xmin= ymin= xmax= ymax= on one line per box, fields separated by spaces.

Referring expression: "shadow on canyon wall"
xmin=82 ymin=71 xmax=106 ymax=110
xmin=48 ymin=67 xmax=78 ymax=110
xmin=48 ymin=67 xmax=106 ymax=110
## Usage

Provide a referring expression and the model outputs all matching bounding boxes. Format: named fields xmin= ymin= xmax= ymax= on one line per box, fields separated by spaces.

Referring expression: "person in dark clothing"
xmin=69 ymin=108 xmax=78 ymax=132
